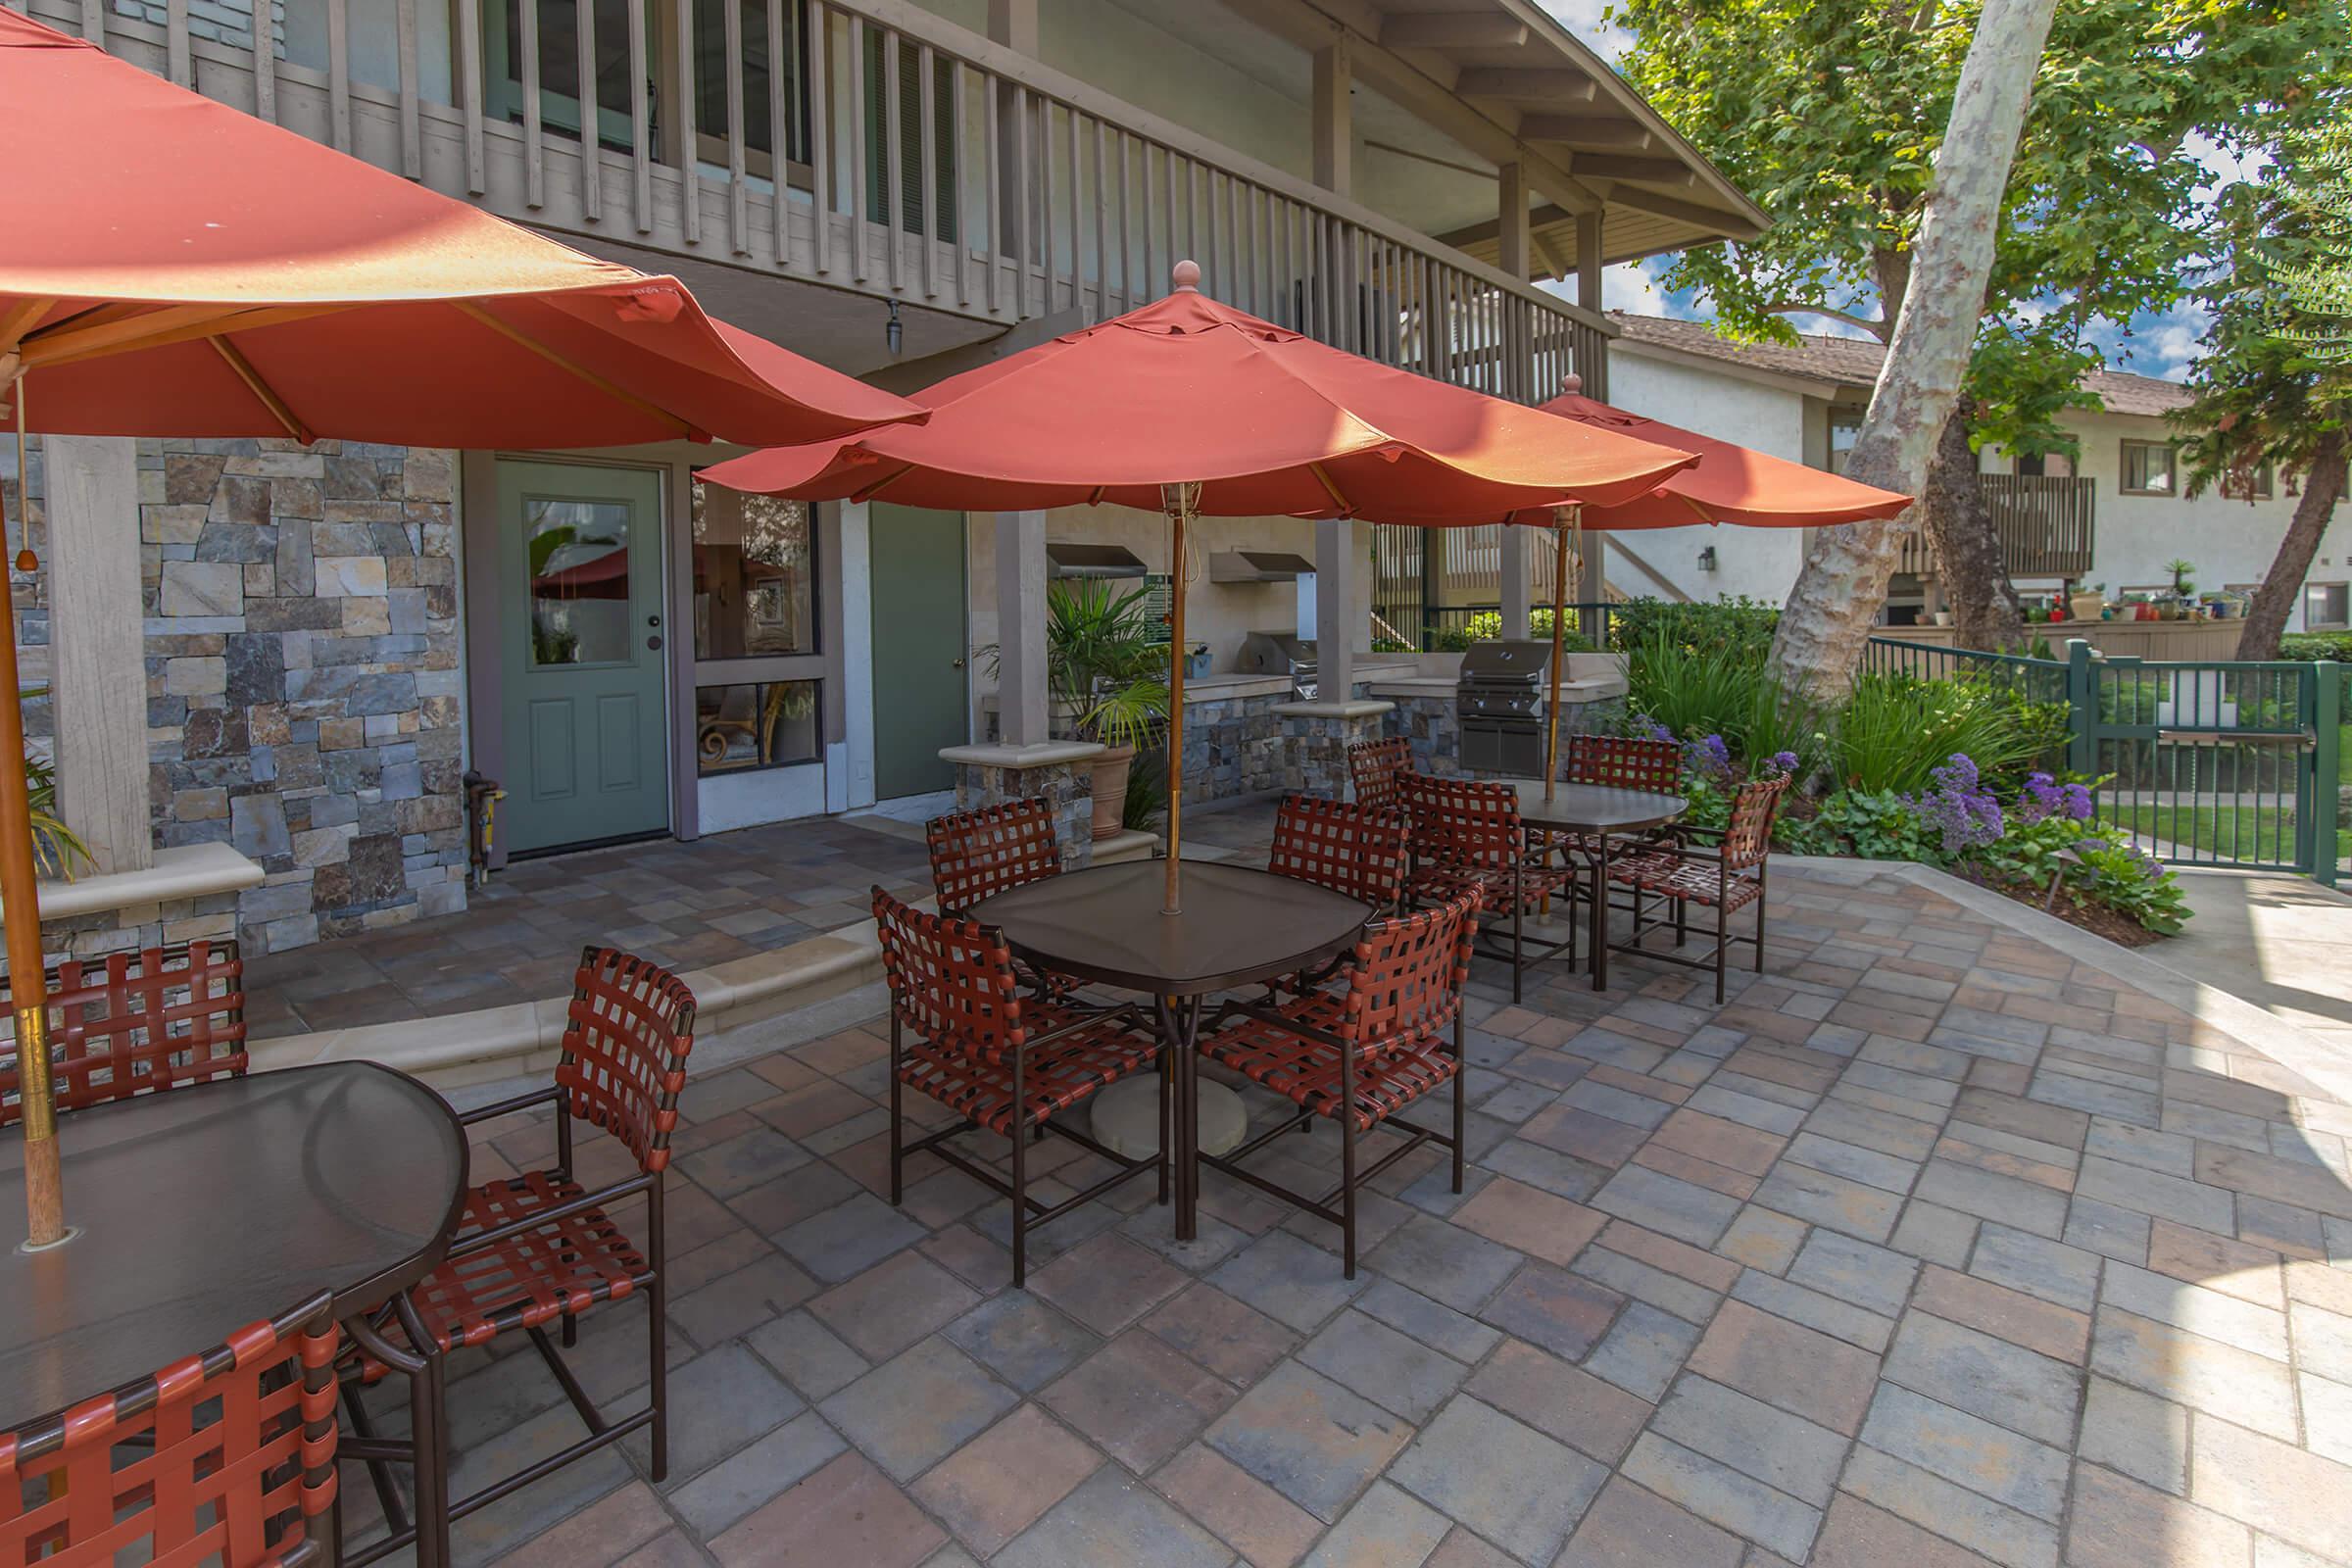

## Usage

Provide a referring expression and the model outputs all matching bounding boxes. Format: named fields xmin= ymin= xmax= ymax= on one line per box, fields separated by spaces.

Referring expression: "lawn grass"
xmin=2112 ymin=801 xmax=2352 ymax=866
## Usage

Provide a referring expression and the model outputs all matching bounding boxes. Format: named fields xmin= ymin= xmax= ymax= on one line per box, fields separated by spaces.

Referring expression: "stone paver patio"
xmin=340 ymin=808 xmax=2352 ymax=1568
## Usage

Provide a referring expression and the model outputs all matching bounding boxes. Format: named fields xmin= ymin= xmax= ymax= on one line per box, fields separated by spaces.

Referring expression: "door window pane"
xmin=693 ymin=485 xmax=817 ymax=659
xmin=696 ymin=681 xmax=820 ymax=773
xmin=526 ymin=497 xmax=635 ymax=666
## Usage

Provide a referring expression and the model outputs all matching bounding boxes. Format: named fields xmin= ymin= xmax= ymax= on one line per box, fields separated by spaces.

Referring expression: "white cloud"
xmin=1539 ymin=0 xmax=1624 ymax=59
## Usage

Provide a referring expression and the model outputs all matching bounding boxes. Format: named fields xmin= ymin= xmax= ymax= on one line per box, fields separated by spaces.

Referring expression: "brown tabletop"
xmin=1494 ymin=779 xmax=1688 ymax=835
xmin=969 ymin=859 xmax=1374 ymax=995
xmin=0 ymin=1060 xmax=467 ymax=1426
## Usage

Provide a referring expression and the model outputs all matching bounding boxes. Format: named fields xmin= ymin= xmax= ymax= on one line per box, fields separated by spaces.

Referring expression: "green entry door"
xmin=869 ymin=505 xmax=968 ymax=798
xmin=496 ymin=460 xmax=670 ymax=855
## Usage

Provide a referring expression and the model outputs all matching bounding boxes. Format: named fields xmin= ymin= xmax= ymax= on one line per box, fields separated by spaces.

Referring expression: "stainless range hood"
xmin=1046 ymin=542 xmax=1149 ymax=579
xmin=1208 ymin=550 xmax=1316 ymax=583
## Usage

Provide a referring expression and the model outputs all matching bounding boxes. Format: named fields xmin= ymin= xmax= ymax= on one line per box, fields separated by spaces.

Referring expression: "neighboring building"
xmin=8 ymin=0 xmax=1765 ymax=957
xmin=1600 ymin=314 xmax=2352 ymax=626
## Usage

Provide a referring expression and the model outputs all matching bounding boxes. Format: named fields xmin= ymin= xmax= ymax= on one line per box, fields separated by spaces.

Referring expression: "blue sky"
xmin=1537 ymin=0 xmax=2226 ymax=382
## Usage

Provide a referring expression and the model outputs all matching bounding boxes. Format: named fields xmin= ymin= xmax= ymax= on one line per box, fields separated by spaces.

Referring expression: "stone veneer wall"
xmin=950 ymin=759 xmax=1096 ymax=870
xmin=1179 ymin=691 xmax=1295 ymax=805
xmin=1388 ymin=694 xmax=1630 ymax=778
xmin=11 ymin=436 xmax=468 ymax=958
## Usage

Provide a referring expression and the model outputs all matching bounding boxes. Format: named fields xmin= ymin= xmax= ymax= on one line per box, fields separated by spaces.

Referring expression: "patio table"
xmin=0 ymin=1060 xmax=468 ymax=1561
xmin=1498 ymin=778 xmax=1688 ymax=992
xmin=970 ymin=858 xmax=1372 ymax=1241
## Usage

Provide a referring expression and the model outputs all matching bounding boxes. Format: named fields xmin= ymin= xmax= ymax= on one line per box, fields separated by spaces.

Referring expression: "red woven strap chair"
xmin=928 ymin=799 xmax=1086 ymax=1001
xmin=1565 ymin=734 xmax=1682 ymax=795
xmin=1268 ymin=793 xmax=1407 ymax=911
xmin=1195 ymin=888 xmax=1479 ymax=1276
xmin=1 ymin=1292 xmax=338 ymax=1568
xmin=1605 ymin=774 xmax=1788 ymax=1002
xmin=873 ymin=887 xmax=1163 ymax=1287
xmin=339 ymin=947 xmax=694 ymax=1568
xmin=0 ymin=940 xmax=245 ymax=1128
xmin=1347 ymin=736 xmax=1410 ymax=813
xmin=1396 ymin=771 xmax=1576 ymax=1004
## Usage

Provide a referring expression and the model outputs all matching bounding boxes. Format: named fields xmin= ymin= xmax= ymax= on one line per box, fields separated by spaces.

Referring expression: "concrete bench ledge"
xmin=7 ymin=841 xmax=265 ymax=922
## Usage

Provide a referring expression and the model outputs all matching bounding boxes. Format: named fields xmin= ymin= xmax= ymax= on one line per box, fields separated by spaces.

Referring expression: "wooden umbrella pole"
xmin=1 ymin=374 xmax=63 ymax=1250
xmin=1160 ymin=482 xmax=1198 ymax=915
xmin=1543 ymin=505 xmax=1577 ymax=803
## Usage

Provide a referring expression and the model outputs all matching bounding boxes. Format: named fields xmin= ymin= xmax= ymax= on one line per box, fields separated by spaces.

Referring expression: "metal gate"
xmin=2072 ymin=643 xmax=2343 ymax=885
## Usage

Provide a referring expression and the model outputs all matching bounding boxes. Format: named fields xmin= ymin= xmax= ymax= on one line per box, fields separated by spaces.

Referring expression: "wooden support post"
xmin=45 ymin=436 xmax=151 ymax=877
xmin=995 ymin=512 xmax=1050 ymax=748
xmin=1312 ymin=39 xmax=1352 ymax=200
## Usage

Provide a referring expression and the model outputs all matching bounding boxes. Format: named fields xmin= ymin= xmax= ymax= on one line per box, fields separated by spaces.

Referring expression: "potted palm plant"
xmin=1042 ymin=580 xmax=1172 ymax=839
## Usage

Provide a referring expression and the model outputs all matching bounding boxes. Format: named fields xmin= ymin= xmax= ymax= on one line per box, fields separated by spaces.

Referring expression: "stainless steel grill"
xmin=1238 ymin=631 xmax=1318 ymax=701
xmin=1455 ymin=639 xmax=1551 ymax=775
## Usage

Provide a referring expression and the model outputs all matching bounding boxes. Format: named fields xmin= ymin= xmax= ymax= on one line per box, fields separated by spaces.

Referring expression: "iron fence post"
xmin=2317 ymin=661 xmax=2342 ymax=888
xmin=2065 ymin=638 xmax=2097 ymax=780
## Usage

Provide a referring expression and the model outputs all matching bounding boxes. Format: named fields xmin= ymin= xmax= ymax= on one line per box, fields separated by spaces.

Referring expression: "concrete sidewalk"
xmin=2169 ymin=867 xmax=2352 ymax=1066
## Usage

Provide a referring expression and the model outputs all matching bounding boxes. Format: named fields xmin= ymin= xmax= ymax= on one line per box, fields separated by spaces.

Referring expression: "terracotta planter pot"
xmin=1090 ymin=745 xmax=1135 ymax=839
xmin=2070 ymin=594 xmax=2103 ymax=622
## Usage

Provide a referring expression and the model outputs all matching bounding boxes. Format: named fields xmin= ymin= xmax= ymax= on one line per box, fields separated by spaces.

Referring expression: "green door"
xmin=869 ymin=505 xmax=968 ymax=798
xmin=497 ymin=460 xmax=670 ymax=855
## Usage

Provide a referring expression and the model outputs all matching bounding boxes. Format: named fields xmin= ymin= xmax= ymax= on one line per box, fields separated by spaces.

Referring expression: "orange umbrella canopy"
xmin=0 ymin=10 xmax=918 ymax=448
xmin=1507 ymin=380 xmax=1912 ymax=530
xmin=699 ymin=266 xmax=1697 ymax=514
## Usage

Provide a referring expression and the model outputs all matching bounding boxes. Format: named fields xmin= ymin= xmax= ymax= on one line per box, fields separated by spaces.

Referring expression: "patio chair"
xmin=1396 ymin=771 xmax=1577 ymax=1004
xmin=872 ymin=888 xmax=1164 ymax=1287
xmin=1194 ymin=887 xmax=1479 ymax=1276
xmin=928 ymin=798 xmax=1083 ymax=1000
xmin=0 ymin=939 xmax=246 ymax=1129
xmin=1605 ymin=774 xmax=1788 ymax=1003
xmin=338 ymin=947 xmax=694 ymax=1567
xmin=1 ymin=1292 xmax=339 ymax=1567
xmin=1268 ymin=793 xmax=1407 ymax=911
xmin=1347 ymin=736 xmax=1410 ymax=812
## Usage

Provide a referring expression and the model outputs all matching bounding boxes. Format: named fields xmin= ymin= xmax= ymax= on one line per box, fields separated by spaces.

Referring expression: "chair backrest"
xmin=928 ymin=799 xmax=1061 ymax=913
xmin=1347 ymin=737 xmax=1410 ymax=813
xmin=871 ymin=887 xmax=1025 ymax=1065
xmin=0 ymin=940 xmax=247 ymax=1130
xmin=557 ymin=947 xmax=698 ymax=1176
xmin=0 ymin=1293 xmax=339 ymax=1568
xmin=1338 ymin=888 xmax=1481 ymax=1055
xmin=1723 ymin=775 xmax=1789 ymax=870
xmin=1395 ymin=771 xmax=1523 ymax=869
xmin=1565 ymin=735 xmax=1682 ymax=795
xmin=1269 ymin=794 xmax=1407 ymax=910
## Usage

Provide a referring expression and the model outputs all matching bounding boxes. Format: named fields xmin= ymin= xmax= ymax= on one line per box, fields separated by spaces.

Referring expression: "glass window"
xmin=693 ymin=484 xmax=817 ymax=660
xmin=525 ymin=497 xmax=633 ymax=666
xmin=2222 ymin=462 xmax=2276 ymax=501
xmin=491 ymin=1 xmax=641 ymax=150
xmin=2307 ymin=582 xmax=2349 ymax=629
xmin=696 ymin=680 xmax=821 ymax=774
xmin=2119 ymin=439 xmax=2175 ymax=496
xmin=693 ymin=0 xmax=810 ymax=166
xmin=1827 ymin=413 xmax=1864 ymax=475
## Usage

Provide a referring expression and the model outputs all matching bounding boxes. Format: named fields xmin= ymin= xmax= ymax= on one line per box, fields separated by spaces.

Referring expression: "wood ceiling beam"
xmin=1602 ymin=181 xmax=1743 ymax=229
xmin=1452 ymin=68 xmax=1596 ymax=102
xmin=1518 ymin=114 xmax=1654 ymax=150
xmin=1378 ymin=12 xmax=1529 ymax=48
xmin=1570 ymin=153 xmax=1699 ymax=185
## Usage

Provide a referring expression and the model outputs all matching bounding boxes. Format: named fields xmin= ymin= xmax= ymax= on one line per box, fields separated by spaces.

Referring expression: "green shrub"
xmin=1433 ymin=610 xmax=1593 ymax=653
xmin=1836 ymin=673 xmax=2054 ymax=795
xmin=1609 ymin=596 xmax=1780 ymax=661
xmin=2280 ymin=631 xmax=2352 ymax=662
xmin=2071 ymin=838 xmax=2191 ymax=935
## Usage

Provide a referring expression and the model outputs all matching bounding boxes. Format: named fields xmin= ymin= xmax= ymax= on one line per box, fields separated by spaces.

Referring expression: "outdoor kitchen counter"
xmin=1177 ymin=660 xmax=1417 ymax=704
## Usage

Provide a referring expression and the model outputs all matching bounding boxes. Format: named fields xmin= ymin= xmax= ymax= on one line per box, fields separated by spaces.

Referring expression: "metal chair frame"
xmin=1397 ymin=772 xmax=1576 ymax=1004
xmin=1605 ymin=776 xmax=1788 ymax=1003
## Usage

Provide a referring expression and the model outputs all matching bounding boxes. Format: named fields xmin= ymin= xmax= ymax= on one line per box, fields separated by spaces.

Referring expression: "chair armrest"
xmin=1018 ymin=1000 xmax=1148 ymax=1053
xmin=444 ymin=1170 xmax=659 ymax=1263
xmin=1203 ymin=997 xmax=1349 ymax=1052
xmin=456 ymin=1082 xmax=568 ymax=1127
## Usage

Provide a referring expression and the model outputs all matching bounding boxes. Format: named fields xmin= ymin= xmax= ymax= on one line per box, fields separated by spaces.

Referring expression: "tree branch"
xmin=1762 ymin=301 xmax=1891 ymax=338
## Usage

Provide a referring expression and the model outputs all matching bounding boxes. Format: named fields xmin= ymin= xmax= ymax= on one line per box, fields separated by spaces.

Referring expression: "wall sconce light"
xmin=1697 ymin=545 xmax=1719 ymax=572
xmin=886 ymin=300 xmax=903 ymax=357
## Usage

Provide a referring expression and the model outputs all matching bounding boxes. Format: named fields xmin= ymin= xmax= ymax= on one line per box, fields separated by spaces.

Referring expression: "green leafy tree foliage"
xmin=1611 ymin=0 xmax=2349 ymax=651
xmin=2176 ymin=128 xmax=2352 ymax=660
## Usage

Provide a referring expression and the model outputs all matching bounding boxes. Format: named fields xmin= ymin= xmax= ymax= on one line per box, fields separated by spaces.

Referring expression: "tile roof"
xmin=1608 ymin=313 xmax=2192 ymax=416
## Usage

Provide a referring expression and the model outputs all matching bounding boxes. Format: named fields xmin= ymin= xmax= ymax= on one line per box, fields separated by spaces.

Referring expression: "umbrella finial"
xmin=1172 ymin=260 xmax=1201 ymax=292
xmin=1561 ymin=372 xmax=1583 ymax=395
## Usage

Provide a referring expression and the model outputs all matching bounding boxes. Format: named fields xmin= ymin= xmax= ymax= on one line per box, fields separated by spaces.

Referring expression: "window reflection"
xmin=526 ymin=497 xmax=633 ymax=666
xmin=697 ymin=681 xmax=820 ymax=773
xmin=693 ymin=484 xmax=816 ymax=660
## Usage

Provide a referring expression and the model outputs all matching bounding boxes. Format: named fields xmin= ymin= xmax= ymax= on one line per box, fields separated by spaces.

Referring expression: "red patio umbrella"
xmin=702 ymin=262 xmax=1698 ymax=915
xmin=0 ymin=9 xmax=925 ymax=1249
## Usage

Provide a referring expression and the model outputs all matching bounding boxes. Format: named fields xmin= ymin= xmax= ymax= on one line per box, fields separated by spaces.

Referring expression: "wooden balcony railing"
xmin=1895 ymin=473 xmax=2097 ymax=581
xmin=25 ymin=0 xmax=1611 ymax=405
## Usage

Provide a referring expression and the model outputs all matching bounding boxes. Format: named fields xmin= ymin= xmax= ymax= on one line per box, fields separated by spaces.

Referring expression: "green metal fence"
xmin=1866 ymin=635 xmax=2344 ymax=887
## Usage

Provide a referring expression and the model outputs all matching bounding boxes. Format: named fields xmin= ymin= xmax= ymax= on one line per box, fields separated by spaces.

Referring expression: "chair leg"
xmin=889 ymin=1017 xmax=905 ymax=1206
xmin=1511 ymin=866 xmax=1526 ymax=1005
xmin=1451 ymin=1011 xmax=1467 ymax=1194
xmin=647 ymin=1181 xmax=669 ymax=1484
xmin=1756 ymin=872 xmax=1769 ymax=974
xmin=562 ymin=1312 xmax=577 ymax=1348
xmin=1011 ymin=1044 xmax=1031 ymax=1287
xmin=1714 ymin=899 xmax=1728 ymax=1005
xmin=1341 ymin=1109 xmax=1358 ymax=1279
xmin=1675 ymin=889 xmax=1688 ymax=949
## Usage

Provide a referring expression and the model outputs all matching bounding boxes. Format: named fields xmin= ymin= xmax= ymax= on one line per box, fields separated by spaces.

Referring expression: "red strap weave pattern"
xmin=1722 ymin=775 xmax=1788 ymax=869
xmin=928 ymin=799 xmax=1062 ymax=913
xmin=1268 ymin=794 xmax=1407 ymax=908
xmin=1396 ymin=772 xmax=1525 ymax=871
xmin=399 ymin=1172 xmax=650 ymax=1355
xmin=1347 ymin=737 xmax=1410 ymax=813
xmin=873 ymin=888 xmax=1026 ymax=1066
xmin=898 ymin=998 xmax=1159 ymax=1135
xmin=557 ymin=947 xmax=697 ymax=1176
xmin=1564 ymin=735 xmax=1683 ymax=795
xmin=1607 ymin=851 xmax=1765 ymax=910
xmin=0 ymin=941 xmax=246 ymax=1129
xmin=0 ymin=1298 xmax=337 ymax=1568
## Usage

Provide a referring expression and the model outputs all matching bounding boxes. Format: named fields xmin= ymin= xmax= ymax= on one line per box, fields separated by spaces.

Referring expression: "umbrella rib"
xmin=17 ymin=303 xmax=253 ymax=368
xmin=455 ymin=301 xmax=697 ymax=439
xmin=209 ymin=335 xmax=314 ymax=444
xmin=1306 ymin=462 xmax=1351 ymax=515
xmin=0 ymin=298 xmax=52 ymax=359
xmin=20 ymin=304 xmax=348 ymax=370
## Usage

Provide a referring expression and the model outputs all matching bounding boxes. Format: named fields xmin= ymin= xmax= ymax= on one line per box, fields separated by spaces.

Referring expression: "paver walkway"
xmin=341 ymin=825 xmax=2352 ymax=1568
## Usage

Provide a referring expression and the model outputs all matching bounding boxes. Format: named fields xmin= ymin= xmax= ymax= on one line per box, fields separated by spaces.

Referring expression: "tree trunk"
xmin=1922 ymin=398 xmax=2026 ymax=651
xmin=1764 ymin=0 xmax=2060 ymax=700
xmin=2237 ymin=427 xmax=2348 ymax=660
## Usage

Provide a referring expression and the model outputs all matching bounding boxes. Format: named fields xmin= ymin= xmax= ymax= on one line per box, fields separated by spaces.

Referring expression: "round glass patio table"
xmin=1494 ymin=778 xmax=1688 ymax=993
xmin=0 ymin=1059 xmax=468 ymax=1430
xmin=969 ymin=858 xmax=1373 ymax=1240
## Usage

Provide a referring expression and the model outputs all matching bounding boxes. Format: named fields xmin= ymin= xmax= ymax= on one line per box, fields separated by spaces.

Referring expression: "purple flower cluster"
xmin=1686 ymin=733 xmax=1733 ymax=779
xmin=1637 ymin=715 xmax=1676 ymax=744
xmin=1914 ymin=753 xmax=2004 ymax=853
xmin=1765 ymin=750 xmax=1801 ymax=777
xmin=2018 ymin=771 xmax=2094 ymax=824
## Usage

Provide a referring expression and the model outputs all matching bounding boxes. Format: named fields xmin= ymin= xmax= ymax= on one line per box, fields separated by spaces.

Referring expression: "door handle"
xmin=952 ymin=657 xmax=966 ymax=669
xmin=647 ymin=634 xmax=663 ymax=651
